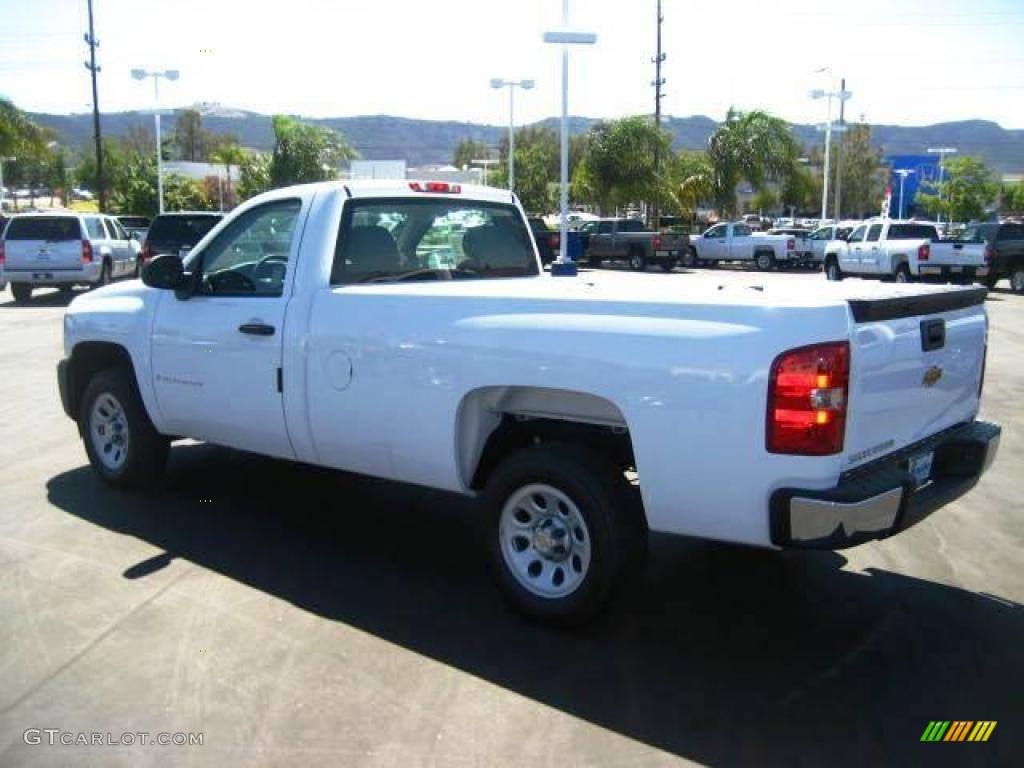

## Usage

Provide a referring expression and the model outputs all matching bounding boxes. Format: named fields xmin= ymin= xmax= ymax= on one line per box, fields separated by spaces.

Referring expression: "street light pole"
xmin=132 ymin=68 xmax=180 ymax=214
xmin=894 ymin=169 xmax=914 ymax=219
xmin=810 ymin=79 xmax=852 ymax=224
xmin=543 ymin=1 xmax=596 ymax=274
xmin=927 ymin=146 xmax=957 ymax=228
xmin=490 ymin=78 xmax=535 ymax=193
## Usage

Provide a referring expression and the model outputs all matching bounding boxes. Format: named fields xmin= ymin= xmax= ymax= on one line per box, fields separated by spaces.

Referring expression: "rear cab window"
xmin=888 ymin=224 xmax=938 ymax=241
xmin=4 ymin=217 xmax=82 ymax=241
xmin=147 ymin=215 xmax=222 ymax=248
xmin=331 ymin=198 xmax=538 ymax=284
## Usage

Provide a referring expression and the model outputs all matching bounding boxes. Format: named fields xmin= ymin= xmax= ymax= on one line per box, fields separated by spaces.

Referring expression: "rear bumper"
xmin=770 ymin=420 xmax=1001 ymax=549
xmin=918 ymin=264 xmax=989 ymax=281
xmin=5 ymin=262 xmax=102 ymax=285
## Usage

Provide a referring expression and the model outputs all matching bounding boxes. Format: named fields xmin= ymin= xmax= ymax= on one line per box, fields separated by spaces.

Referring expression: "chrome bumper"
xmin=770 ymin=421 xmax=1001 ymax=549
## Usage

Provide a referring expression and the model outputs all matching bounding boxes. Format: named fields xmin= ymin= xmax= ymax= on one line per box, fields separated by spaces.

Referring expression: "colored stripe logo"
xmin=921 ymin=721 xmax=996 ymax=742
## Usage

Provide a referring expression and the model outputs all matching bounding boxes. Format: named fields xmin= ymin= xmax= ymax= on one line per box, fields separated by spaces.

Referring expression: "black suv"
xmin=141 ymin=212 xmax=223 ymax=263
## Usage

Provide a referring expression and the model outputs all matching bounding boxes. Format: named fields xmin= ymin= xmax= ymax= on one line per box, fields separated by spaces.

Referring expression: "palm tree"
xmin=212 ymin=141 xmax=245 ymax=209
xmin=706 ymin=109 xmax=799 ymax=217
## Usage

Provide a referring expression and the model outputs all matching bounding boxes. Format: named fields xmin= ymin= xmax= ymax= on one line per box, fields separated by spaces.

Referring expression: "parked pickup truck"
xmin=58 ymin=180 xmax=1001 ymax=624
xmin=824 ymin=219 xmax=990 ymax=284
xmin=808 ymin=222 xmax=859 ymax=264
xmin=958 ymin=222 xmax=1024 ymax=293
xmin=583 ymin=217 xmax=688 ymax=271
xmin=681 ymin=222 xmax=796 ymax=270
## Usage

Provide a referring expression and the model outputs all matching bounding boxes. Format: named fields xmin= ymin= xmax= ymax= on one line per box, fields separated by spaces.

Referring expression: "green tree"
xmin=75 ymin=139 xmax=127 ymax=204
xmin=489 ymin=126 xmax=560 ymax=212
xmin=453 ymin=138 xmax=491 ymax=170
xmin=48 ymin=147 xmax=71 ymax=206
xmin=237 ymin=152 xmax=272 ymax=200
xmin=835 ymin=123 xmax=886 ymax=218
xmin=574 ymin=116 xmax=672 ymax=214
xmin=1001 ymin=182 xmax=1024 ymax=214
xmin=705 ymin=108 xmax=799 ymax=217
xmin=671 ymin=150 xmax=714 ymax=217
xmin=780 ymin=163 xmax=817 ymax=214
xmin=211 ymin=141 xmax=246 ymax=209
xmin=269 ymin=115 xmax=358 ymax=188
xmin=917 ymin=156 xmax=998 ymax=223
xmin=173 ymin=108 xmax=214 ymax=161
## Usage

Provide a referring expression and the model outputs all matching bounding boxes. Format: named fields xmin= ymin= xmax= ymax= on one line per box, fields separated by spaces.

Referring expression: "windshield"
xmin=331 ymin=199 xmax=538 ymax=284
xmin=4 ymin=216 xmax=81 ymax=241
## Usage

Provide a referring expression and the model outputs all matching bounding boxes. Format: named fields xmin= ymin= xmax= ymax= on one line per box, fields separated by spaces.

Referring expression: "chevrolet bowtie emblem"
xmin=922 ymin=366 xmax=943 ymax=387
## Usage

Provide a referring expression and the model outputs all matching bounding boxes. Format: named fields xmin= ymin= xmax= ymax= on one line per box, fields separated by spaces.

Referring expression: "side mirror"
xmin=142 ymin=254 xmax=186 ymax=291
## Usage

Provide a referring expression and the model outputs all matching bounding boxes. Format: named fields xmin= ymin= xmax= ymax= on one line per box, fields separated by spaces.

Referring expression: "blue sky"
xmin=1 ymin=0 xmax=1023 ymax=129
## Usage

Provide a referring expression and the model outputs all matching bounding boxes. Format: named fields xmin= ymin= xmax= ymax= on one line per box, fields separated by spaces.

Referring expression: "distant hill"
xmin=29 ymin=110 xmax=1024 ymax=174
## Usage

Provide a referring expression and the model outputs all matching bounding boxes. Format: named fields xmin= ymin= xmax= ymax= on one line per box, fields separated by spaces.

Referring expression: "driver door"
xmin=150 ymin=198 xmax=305 ymax=458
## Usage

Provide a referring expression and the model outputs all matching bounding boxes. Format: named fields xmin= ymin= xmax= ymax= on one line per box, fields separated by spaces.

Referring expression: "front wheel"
xmin=482 ymin=443 xmax=642 ymax=625
xmin=80 ymin=368 xmax=169 ymax=488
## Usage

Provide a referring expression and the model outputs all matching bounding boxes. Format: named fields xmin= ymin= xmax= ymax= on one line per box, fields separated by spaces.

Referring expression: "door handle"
xmin=238 ymin=322 xmax=275 ymax=336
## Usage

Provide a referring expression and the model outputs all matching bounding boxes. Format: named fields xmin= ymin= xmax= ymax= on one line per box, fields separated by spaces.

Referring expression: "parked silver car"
xmin=1 ymin=212 xmax=140 ymax=303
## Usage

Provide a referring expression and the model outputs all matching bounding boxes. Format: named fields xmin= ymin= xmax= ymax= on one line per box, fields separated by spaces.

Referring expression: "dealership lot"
xmin=0 ymin=269 xmax=1020 ymax=766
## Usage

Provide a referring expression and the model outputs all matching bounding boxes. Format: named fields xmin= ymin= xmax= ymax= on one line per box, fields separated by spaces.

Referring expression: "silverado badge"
xmin=922 ymin=366 xmax=943 ymax=388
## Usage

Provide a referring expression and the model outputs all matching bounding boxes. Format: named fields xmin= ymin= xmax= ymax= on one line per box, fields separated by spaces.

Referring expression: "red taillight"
xmin=983 ymin=244 xmax=993 ymax=264
xmin=918 ymin=243 xmax=930 ymax=261
xmin=652 ymin=235 xmax=662 ymax=250
xmin=548 ymin=234 xmax=559 ymax=249
xmin=81 ymin=240 xmax=93 ymax=263
xmin=409 ymin=181 xmax=461 ymax=194
xmin=141 ymin=242 xmax=152 ymax=262
xmin=787 ymin=238 xmax=795 ymax=251
xmin=767 ymin=341 xmax=850 ymax=455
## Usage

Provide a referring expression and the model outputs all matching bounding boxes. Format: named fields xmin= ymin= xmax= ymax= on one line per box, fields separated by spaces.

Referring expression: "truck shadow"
xmin=46 ymin=445 xmax=1022 ymax=766
xmin=0 ymin=287 xmax=79 ymax=308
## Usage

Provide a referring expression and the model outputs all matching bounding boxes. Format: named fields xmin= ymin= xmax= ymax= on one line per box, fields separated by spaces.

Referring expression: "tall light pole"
xmin=894 ymin=169 xmax=914 ymax=219
xmin=543 ymin=1 xmax=597 ymax=274
xmin=810 ymin=79 xmax=852 ymax=224
xmin=490 ymin=78 xmax=535 ymax=193
xmin=0 ymin=156 xmax=14 ymax=211
xmin=927 ymin=146 xmax=958 ymax=228
xmin=131 ymin=68 xmax=180 ymax=214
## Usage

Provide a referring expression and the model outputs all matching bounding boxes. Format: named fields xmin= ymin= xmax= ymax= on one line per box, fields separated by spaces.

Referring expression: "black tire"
xmin=11 ymin=283 xmax=33 ymax=303
xmin=59 ymin=284 xmax=75 ymax=295
xmin=981 ymin=275 xmax=999 ymax=290
xmin=92 ymin=260 xmax=111 ymax=290
xmin=659 ymin=255 xmax=677 ymax=272
xmin=681 ymin=248 xmax=697 ymax=268
xmin=481 ymin=443 xmax=644 ymax=626
xmin=628 ymin=247 xmax=647 ymax=272
xmin=1011 ymin=267 xmax=1024 ymax=294
xmin=825 ymin=258 xmax=843 ymax=281
xmin=894 ymin=263 xmax=912 ymax=283
xmin=755 ymin=250 xmax=775 ymax=271
xmin=79 ymin=367 xmax=169 ymax=489
xmin=133 ymin=258 xmax=142 ymax=278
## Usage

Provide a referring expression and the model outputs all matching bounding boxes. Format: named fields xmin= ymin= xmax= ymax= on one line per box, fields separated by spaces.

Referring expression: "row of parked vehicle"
xmin=527 ymin=214 xmax=1024 ymax=291
xmin=0 ymin=210 xmax=223 ymax=302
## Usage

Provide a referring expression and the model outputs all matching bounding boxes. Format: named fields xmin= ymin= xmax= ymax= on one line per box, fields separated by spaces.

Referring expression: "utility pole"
xmin=833 ymin=77 xmax=846 ymax=219
xmin=84 ymin=0 xmax=104 ymax=212
xmin=650 ymin=0 xmax=666 ymax=229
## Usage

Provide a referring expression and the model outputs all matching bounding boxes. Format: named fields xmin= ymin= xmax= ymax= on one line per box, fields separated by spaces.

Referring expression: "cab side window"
xmin=197 ymin=199 xmax=302 ymax=297
xmin=847 ymin=226 xmax=867 ymax=243
xmin=84 ymin=218 xmax=106 ymax=240
xmin=866 ymin=224 xmax=883 ymax=242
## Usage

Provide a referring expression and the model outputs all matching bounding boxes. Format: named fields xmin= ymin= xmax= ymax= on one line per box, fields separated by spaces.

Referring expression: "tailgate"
xmin=929 ymin=241 xmax=986 ymax=267
xmin=4 ymin=217 xmax=83 ymax=271
xmin=845 ymin=288 xmax=987 ymax=469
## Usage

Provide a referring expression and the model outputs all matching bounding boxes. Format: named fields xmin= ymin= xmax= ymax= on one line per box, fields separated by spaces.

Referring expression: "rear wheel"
xmin=755 ymin=250 xmax=775 ymax=271
xmin=92 ymin=260 xmax=111 ymax=290
xmin=659 ymin=255 xmax=677 ymax=272
xmin=482 ymin=443 xmax=643 ymax=625
xmin=1011 ymin=267 xmax=1024 ymax=294
xmin=11 ymin=283 xmax=33 ymax=303
xmin=895 ymin=263 xmax=912 ymax=283
xmin=825 ymin=258 xmax=842 ymax=281
xmin=629 ymin=248 xmax=647 ymax=272
xmin=79 ymin=367 xmax=169 ymax=488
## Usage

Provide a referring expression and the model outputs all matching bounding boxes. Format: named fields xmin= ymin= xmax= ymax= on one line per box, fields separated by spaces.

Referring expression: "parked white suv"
xmin=1 ymin=212 xmax=140 ymax=303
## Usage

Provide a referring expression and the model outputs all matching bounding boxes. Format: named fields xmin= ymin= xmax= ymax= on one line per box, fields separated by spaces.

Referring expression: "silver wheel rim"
xmin=499 ymin=483 xmax=592 ymax=599
xmin=631 ymin=254 xmax=642 ymax=270
xmin=758 ymin=253 xmax=771 ymax=270
xmin=89 ymin=393 xmax=130 ymax=471
xmin=828 ymin=264 xmax=838 ymax=280
xmin=1012 ymin=271 xmax=1024 ymax=292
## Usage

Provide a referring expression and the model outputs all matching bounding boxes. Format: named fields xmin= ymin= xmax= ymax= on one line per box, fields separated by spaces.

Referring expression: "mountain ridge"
xmin=28 ymin=110 xmax=1024 ymax=174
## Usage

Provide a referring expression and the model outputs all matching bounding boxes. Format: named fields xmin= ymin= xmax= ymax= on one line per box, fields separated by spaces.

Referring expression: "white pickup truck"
xmin=57 ymin=181 xmax=1001 ymax=624
xmin=823 ymin=219 xmax=990 ymax=284
xmin=682 ymin=222 xmax=796 ymax=270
